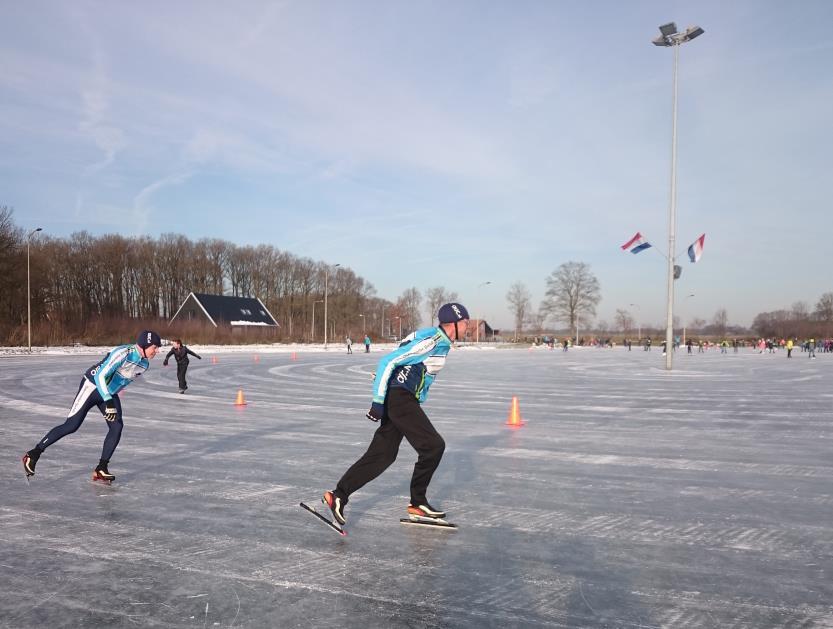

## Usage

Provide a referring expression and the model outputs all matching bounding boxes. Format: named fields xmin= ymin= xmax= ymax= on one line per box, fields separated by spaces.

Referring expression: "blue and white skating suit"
xmin=83 ymin=344 xmax=150 ymax=402
xmin=371 ymin=326 xmax=453 ymax=405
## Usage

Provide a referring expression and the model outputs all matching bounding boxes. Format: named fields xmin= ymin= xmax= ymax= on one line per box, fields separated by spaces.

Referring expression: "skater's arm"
xmin=186 ymin=347 xmax=201 ymax=359
xmin=371 ymin=334 xmax=438 ymax=404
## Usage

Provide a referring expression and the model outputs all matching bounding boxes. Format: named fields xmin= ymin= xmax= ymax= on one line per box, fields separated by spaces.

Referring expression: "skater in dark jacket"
xmin=321 ymin=303 xmax=470 ymax=527
xmin=163 ymin=338 xmax=201 ymax=393
xmin=21 ymin=330 xmax=161 ymax=483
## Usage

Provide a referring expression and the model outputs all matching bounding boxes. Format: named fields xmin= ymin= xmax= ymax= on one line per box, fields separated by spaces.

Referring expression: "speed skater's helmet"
xmin=437 ymin=303 xmax=470 ymax=324
xmin=137 ymin=330 xmax=162 ymax=349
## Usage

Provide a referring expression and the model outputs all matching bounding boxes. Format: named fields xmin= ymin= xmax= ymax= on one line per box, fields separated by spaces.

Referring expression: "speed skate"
xmin=399 ymin=513 xmax=457 ymax=530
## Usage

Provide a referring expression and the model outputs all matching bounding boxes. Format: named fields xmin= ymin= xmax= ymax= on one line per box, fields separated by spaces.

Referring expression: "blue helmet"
xmin=137 ymin=330 xmax=161 ymax=349
xmin=437 ymin=303 xmax=470 ymax=324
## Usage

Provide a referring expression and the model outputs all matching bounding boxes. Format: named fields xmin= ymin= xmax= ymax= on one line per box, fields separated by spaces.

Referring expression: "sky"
xmin=2 ymin=1 xmax=832 ymax=330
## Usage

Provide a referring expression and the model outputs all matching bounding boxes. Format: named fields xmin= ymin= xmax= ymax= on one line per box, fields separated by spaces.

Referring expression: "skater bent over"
xmin=163 ymin=338 xmax=201 ymax=393
xmin=321 ymin=303 xmax=470 ymax=526
xmin=21 ymin=330 xmax=162 ymax=483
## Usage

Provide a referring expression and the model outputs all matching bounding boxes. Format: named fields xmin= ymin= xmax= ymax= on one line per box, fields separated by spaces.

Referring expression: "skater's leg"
xmin=335 ymin=416 xmax=403 ymax=498
xmin=177 ymin=363 xmax=187 ymax=390
xmin=386 ymin=389 xmax=445 ymax=506
xmin=36 ymin=379 xmax=100 ymax=451
xmin=100 ymin=394 xmax=123 ymax=461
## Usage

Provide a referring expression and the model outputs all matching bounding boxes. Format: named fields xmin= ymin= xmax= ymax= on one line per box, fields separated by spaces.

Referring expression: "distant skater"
xmin=22 ymin=331 xmax=162 ymax=483
xmin=163 ymin=338 xmax=201 ymax=393
xmin=364 ymin=334 xmax=371 ymax=353
xmin=346 ymin=336 xmax=353 ymax=354
xmin=320 ymin=303 xmax=470 ymax=528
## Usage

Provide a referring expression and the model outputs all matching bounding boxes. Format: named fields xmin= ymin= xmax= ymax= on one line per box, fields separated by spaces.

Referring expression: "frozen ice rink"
xmin=1 ymin=346 xmax=832 ymax=628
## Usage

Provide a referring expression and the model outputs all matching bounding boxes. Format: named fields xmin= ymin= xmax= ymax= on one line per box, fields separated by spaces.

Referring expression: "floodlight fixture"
xmin=659 ymin=22 xmax=678 ymax=37
xmin=682 ymin=26 xmax=704 ymax=42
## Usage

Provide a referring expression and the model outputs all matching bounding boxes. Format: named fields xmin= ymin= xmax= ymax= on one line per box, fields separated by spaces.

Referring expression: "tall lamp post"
xmin=323 ymin=262 xmax=340 ymax=348
xmin=27 ymin=227 xmax=42 ymax=353
xmin=311 ymin=299 xmax=324 ymax=342
xmin=629 ymin=303 xmax=641 ymax=341
xmin=358 ymin=313 xmax=365 ymax=333
xmin=475 ymin=280 xmax=491 ymax=343
xmin=681 ymin=293 xmax=695 ymax=346
xmin=393 ymin=316 xmax=402 ymax=340
xmin=653 ymin=21 xmax=704 ymax=371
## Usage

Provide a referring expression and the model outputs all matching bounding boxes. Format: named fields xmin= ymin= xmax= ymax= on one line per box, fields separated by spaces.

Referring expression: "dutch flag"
xmin=621 ymin=232 xmax=652 ymax=254
xmin=688 ymin=233 xmax=705 ymax=263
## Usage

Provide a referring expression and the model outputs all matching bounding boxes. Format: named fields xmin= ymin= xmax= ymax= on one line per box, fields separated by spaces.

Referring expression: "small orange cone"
xmin=234 ymin=389 xmax=247 ymax=406
xmin=291 ymin=352 xmax=297 ymax=361
xmin=253 ymin=354 xmax=260 ymax=363
xmin=211 ymin=356 xmax=218 ymax=364
xmin=506 ymin=396 xmax=524 ymax=427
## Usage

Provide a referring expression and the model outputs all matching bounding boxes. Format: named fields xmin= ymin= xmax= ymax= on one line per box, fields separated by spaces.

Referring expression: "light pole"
xmin=629 ymin=303 xmax=641 ymax=341
xmin=27 ymin=227 xmax=42 ymax=353
xmin=323 ymin=263 xmax=340 ymax=348
xmin=358 ymin=313 xmax=365 ymax=334
xmin=311 ymin=300 xmax=324 ymax=342
xmin=475 ymin=280 xmax=491 ymax=343
xmin=393 ymin=316 xmax=402 ymax=340
xmin=682 ymin=293 xmax=695 ymax=346
xmin=653 ymin=21 xmax=704 ymax=370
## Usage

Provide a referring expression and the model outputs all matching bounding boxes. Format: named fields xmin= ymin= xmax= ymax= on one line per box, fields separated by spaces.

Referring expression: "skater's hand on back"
xmin=103 ymin=403 xmax=118 ymax=422
xmin=163 ymin=360 xmax=168 ymax=366
xmin=366 ymin=402 xmax=384 ymax=422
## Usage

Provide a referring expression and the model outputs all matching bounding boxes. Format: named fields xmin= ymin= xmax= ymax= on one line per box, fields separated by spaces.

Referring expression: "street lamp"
xmin=476 ymin=281 xmax=491 ymax=343
xmin=629 ymin=303 xmax=641 ymax=341
xmin=358 ymin=313 xmax=365 ymax=333
xmin=653 ymin=21 xmax=704 ymax=370
xmin=323 ymin=263 xmax=340 ymax=348
xmin=393 ymin=316 xmax=402 ymax=340
xmin=311 ymin=300 xmax=324 ymax=342
xmin=27 ymin=227 xmax=42 ymax=353
xmin=682 ymin=293 xmax=695 ymax=346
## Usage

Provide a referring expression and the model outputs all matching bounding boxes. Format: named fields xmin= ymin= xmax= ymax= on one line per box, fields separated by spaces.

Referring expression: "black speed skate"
xmin=92 ymin=460 xmax=115 ymax=484
xmin=22 ymin=448 xmax=41 ymax=478
xmin=401 ymin=502 xmax=457 ymax=530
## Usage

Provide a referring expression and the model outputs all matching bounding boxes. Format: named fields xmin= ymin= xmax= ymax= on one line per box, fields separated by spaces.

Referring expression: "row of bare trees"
xmin=503 ymin=256 xmax=832 ymax=341
xmin=0 ymin=207 xmax=472 ymax=345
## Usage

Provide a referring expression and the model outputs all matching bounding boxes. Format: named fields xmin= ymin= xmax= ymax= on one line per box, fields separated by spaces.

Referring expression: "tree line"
xmin=505 ymin=260 xmax=833 ymax=341
xmin=0 ymin=206 xmax=460 ymax=346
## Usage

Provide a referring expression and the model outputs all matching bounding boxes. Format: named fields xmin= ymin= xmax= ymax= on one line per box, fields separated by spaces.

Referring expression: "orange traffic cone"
xmin=211 ymin=356 xmax=218 ymax=364
xmin=234 ymin=389 xmax=247 ymax=406
xmin=291 ymin=352 xmax=297 ymax=361
xmin=506 ymin=396 xmax=524 ymax=427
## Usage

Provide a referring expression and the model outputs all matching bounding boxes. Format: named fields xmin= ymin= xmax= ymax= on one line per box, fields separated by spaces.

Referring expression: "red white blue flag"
xmin=687 ymin=233 xmax=705 ymax=263
xmin=621 ymin=232 xmax=652 ymax=254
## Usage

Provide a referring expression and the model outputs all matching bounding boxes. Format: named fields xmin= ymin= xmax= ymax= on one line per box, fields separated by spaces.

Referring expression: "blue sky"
xmin=2 ymin=1 xmax=832 ymax=329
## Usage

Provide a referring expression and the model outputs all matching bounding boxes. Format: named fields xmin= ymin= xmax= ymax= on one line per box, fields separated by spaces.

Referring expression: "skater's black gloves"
xmin=366 ymin=402 xmax=384 ymax=422
xmin=103 ymin=403 xmax=118 ymax=422
xmin=162 ymin=360 xmax=168 ymax=366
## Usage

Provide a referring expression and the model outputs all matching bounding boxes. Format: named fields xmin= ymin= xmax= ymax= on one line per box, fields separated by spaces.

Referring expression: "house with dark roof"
xmin=170 ymin=292 xmax=279 ymax=330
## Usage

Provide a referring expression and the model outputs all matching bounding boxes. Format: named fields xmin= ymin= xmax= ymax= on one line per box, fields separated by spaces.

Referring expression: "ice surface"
xmin=1 ymin=347 xmax=832 ymax=627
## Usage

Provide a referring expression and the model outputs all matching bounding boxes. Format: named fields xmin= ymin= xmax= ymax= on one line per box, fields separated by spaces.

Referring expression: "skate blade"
xmin=400 ymin=516 xmax=457 ymax=529
xmin=300 ymin=502 xmax=347 ymax=536
xmin=91 ymin=475 xmax=114 ymax=485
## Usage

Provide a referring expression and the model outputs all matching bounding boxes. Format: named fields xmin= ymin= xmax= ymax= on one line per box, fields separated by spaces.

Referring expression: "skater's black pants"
xmin=336 ymin=388 xmax=445 ymax=505
xmin=36 ymin=378 xmax=124 ymax=461
xmin=177 ymin=361 xmax=189 ymax=390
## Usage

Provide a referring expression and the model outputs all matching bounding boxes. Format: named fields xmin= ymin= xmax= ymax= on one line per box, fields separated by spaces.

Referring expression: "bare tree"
xmin=541 ymin=261 xmax=601 ymax=342
xmin=614 ymin=308 xmax=634 ymax=334
xmin=712 ymin=308 xmax=729 ymax=339
xmin=396 ymin=287 xmax=422 ymax=337
xmin=506 ymin=282 xmax=531 ymax=341
xmin=791 ymin=301 xmax=810 ymax=321
xmin=814 ymin=292 xmax=833 ymax=323
xmin=424 ymin=287 xmax=458 ymax=325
